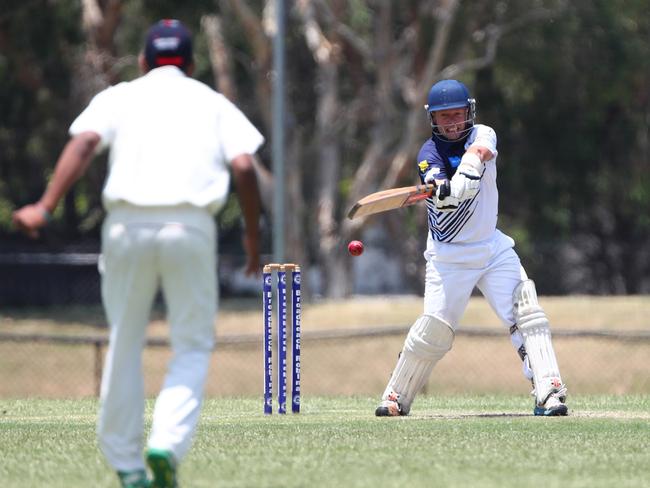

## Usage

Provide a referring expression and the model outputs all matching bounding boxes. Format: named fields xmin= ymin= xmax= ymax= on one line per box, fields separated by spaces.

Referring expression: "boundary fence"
xmin=2 ymin=326 xmax=649 ymax=398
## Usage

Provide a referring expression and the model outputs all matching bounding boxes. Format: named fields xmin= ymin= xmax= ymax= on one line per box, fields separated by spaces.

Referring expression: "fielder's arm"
xmin=231 ymin=153 xmax=262 ymax=275
xmin=12 ymin=131 xmax=100 ymax=238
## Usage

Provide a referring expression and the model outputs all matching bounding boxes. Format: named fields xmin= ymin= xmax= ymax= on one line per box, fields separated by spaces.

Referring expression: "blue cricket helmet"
xmin=425 ymin=79 xmax=476 ymax=138
xmin=426 ymin=79 xmax=473 ymax=112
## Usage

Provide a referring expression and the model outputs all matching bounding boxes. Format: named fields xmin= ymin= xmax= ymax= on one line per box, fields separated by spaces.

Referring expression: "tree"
xmin=2 ymin=0 xmax=648 ymax=295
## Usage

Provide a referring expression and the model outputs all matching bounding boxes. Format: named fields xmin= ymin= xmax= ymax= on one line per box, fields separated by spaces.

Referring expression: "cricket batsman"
xmin=375 ymin=79 xmax=568 ymax=418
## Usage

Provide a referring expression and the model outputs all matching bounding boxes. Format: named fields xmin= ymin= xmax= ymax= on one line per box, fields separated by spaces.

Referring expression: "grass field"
xmin=1 ymin=297 xmax=649 ymax=486
xmin=1 ymin=395 xmax=649 ymax=487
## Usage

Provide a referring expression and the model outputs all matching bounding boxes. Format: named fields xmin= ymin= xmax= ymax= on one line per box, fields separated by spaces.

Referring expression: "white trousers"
xmin=97 ymin=205 xmax=217 ymax=472
xmin=423 ymin=230 xmax=533 ymax=380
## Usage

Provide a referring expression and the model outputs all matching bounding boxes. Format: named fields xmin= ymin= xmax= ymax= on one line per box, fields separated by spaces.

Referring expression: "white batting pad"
xmin=514 ymin=280 xmax=566 ymax=405
xmin=382 ymin=315 xmax=454 ymax=414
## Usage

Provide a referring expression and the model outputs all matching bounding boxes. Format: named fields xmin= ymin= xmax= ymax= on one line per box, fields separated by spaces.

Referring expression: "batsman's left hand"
xmin=449 ymin=152 xmax=483 ymax=201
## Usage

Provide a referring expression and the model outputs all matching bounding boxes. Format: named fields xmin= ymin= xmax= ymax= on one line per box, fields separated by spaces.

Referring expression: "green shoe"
xmin=146 ymin=448 xmax=178 ymax=488
xmin=117 ymin=469 xmax=151 ymax=488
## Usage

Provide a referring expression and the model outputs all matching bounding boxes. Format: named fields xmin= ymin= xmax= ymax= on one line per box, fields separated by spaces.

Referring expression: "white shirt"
xmin=452 ymin=124 xmax=499 ymax=243
xmin=419 ymin=124 xmax=509 ymax=264
xmin=69 ymin=66 xmax=264 ymax=213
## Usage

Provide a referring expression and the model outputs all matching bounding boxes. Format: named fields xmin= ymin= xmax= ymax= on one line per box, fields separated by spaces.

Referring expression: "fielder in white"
xmin=13 ymin=20 xmax=264 ymax=487
xmin=375 ymin=79 xmax=568 ymax=418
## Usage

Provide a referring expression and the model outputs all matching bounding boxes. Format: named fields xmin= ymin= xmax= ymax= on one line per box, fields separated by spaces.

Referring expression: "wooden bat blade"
xmin=347 ymin=184 xmax=436 ymax=219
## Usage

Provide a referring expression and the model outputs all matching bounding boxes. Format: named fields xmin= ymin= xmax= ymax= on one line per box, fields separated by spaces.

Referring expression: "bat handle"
xmin=437 ymin=180 xmax=450 ymax=199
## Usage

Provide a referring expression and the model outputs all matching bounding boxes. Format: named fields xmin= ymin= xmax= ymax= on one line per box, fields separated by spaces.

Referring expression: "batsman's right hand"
xmin=434 ymin=180 xmax=460 ymax=212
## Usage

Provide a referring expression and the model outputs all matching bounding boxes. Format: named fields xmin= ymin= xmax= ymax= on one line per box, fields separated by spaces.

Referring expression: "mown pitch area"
xmin=1 ymin=395 xmax=649 ymax=487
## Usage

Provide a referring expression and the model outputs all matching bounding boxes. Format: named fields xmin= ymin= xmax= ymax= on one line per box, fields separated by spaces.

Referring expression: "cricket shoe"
xmin=117 ymin=469 xmax=150 ymax=488
xmin=375 ymin=391 xmax=405 ymax=417
xmin=146 ymin=448 xmax=178 ymax=488
xmin=534 ymin=388 xmax=568 ymax=416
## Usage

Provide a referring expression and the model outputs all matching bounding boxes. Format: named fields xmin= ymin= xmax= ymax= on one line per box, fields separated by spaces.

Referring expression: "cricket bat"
xmin=347 ymin=183 xmax=436 ymax=219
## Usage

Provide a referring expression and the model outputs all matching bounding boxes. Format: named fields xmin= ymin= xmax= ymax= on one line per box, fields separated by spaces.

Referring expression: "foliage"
xmin=0 ymin=0 xmax=648 ymax=294
xmin=0 ymin=1 xmax=82 ymax=205
xmin=492 ymin=0 xmax=650 ymax=292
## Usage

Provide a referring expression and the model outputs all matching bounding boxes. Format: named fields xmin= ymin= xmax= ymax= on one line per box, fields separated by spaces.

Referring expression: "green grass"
xmin=1 ymin=395 xmax=649 ymax=487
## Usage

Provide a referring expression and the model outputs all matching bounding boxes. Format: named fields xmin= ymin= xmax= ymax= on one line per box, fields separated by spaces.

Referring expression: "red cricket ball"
xmin=348 ymin=240 xmax=364 ymax=256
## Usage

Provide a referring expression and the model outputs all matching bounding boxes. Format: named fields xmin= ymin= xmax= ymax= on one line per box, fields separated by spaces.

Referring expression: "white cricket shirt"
xmin=69 ymin=66 xmax=264 ymax=213
xmin=418 ymin=124 xmax=508 ymax=264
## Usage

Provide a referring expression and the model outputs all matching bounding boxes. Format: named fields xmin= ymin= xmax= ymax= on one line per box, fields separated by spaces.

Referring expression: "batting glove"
xmin=449 ymin=152 xmax=483 ymax=201
xmin=434 ymin=180 xmax=460 ymax=212
xmin=423 ymin=166 xmax=440 ymax=184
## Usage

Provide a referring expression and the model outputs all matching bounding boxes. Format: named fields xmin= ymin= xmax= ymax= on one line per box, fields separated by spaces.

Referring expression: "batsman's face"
xmin=433 ymin=108 xmax=469 ymax=140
